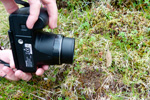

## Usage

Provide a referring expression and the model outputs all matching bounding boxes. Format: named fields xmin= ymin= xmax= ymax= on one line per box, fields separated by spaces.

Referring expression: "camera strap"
xmin=0 ymin=60 xmax=10 ymax=80
xmin=15 ymin=0 xmax=29 ymax=7
xmin=0 ymin=46 xmax=10 ymax=67
xmin=0 ymin=60 xmax=10 ymax=67
xmin=0 ymin=0 xmax=29 ymax=80
xmin=0 ymin=46 xmax=10 ymax=80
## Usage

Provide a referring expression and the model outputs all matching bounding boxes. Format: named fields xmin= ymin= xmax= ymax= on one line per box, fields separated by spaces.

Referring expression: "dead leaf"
xmin=106 ymin=49 xmax=112 ymax=67
xmin=106 ymin=3 xmax=111 ymax=9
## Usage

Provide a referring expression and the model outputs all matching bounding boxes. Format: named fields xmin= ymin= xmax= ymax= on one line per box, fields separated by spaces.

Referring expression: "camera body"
xmin=8 ymin=7 xmax=75 ymax=72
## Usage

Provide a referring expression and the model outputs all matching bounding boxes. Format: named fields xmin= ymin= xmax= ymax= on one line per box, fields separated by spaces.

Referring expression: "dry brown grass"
xmin=0 ymin=1 xmax=150 ymax=99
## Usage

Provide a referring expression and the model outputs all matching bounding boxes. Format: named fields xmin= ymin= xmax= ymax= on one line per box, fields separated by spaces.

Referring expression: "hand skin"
xmin=0 ymin=50 xmax=49 ymax=81
xmin=0 ymin=0 xmax=58 ymax=29
xmin=0 ymin=0 xmax=58 ymax=81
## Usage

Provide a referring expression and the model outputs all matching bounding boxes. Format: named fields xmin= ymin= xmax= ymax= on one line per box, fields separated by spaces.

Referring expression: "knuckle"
xmin=36 ymin=2 xmax=41 ymax=7
xmin=42 ymin=0 xmax=56 ymax=4
xmin=29 ymin=0 xmax=41 ymax=6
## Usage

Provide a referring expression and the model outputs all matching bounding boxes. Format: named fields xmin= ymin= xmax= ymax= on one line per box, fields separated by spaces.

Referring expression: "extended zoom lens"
xmin=61 ymin=37 xmax=75 ymax=64
xmin=34 ymin=31 xmax=75 ymax=65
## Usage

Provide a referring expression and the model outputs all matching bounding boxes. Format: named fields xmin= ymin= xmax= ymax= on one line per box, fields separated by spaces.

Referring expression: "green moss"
xmin=0 ymin=1 xmax=150 ymax=99
xmin=57 ymin=0 xmax=94 ymax=9
xmin=110 ymin=0 xmax=150 ymax=10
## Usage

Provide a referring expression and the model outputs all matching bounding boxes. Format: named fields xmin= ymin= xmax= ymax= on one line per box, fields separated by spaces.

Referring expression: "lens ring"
xmin=61 ymin=37 xmax=75 ymax=64
xmin=58 ymin=36 xmax=63 ymax=64
xmin=53 ymin=35 xmax=63 ymax=64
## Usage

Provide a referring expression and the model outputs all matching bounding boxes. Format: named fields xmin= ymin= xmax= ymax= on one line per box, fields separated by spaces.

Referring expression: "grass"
xmin=0 ymin=0 xmax=150 ymax=99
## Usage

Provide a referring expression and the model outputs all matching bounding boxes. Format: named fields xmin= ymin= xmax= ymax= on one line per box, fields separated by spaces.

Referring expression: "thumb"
xmin=9 ymin=57 xmax=15 ymax=69
xmin=1 ymin=0 xmax=19 ymax=14
xmin=9 ymin=51 xmax=15 ymax=69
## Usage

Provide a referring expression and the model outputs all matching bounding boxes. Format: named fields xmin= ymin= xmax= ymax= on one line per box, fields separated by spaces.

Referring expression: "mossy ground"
xmin=0 ymin=1 xmax=150 ymax=99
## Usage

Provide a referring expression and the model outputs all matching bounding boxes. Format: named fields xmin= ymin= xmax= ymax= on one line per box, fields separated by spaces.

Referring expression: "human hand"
xmin=0 ymin=50 xmax=49 ymax=81
xmin=0 ymin=0 xmax=58 ymax=29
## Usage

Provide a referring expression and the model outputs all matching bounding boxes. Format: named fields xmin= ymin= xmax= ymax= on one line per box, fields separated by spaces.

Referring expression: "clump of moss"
xmin=88 ymin=4 xmax=150 ymax=98
xmin=110 ymin=0 xmax=150 ymax=10
xmin=91 ymin=6 xmax=150 ymax=52
xmin=56 ymin=0 xmax=94 ymax=9
xmin=56 ymin=0 xmax=68 ymax=9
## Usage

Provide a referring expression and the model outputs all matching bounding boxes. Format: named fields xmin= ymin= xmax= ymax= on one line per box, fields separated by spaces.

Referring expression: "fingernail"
xmin=26 ymin=22 xmax=33 ymax=29
xmin=10 ymin=63 xmax=15 ymax=68
xmin=50 ymin=23 xmax=57 ymax=29
xmin=54 ymin=22 xmax=57 ymax=28
xmin=22 ymin=73 xmax=26 ymax=78
xmin=18 ymin=71 xmax=24 ymax=78
xmin=27 ymin=25 xmax=33 ymax=29
xmin=30 ymin=24 xmax=33 ymax=29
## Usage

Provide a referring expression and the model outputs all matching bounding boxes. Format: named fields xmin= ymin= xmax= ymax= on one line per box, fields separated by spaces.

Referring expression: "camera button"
xmin=21 ymin=25 xmax=27 ymax=31
xmin=18 ymin=39 xmax=23 ymax=44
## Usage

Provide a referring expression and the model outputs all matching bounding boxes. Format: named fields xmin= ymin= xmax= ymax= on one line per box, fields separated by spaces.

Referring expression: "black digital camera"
xmin=8 ymin=7 xmax=75 ymax=72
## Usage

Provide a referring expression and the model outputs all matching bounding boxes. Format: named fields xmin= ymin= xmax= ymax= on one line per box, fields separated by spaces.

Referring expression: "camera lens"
xmin=35 ymin=32 xmax=75 ymax=65
xmin=61 ymin=37 xmax=75 ymax=64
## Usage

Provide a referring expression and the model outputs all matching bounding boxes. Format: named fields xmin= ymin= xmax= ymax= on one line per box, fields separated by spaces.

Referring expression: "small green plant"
xmin=0 ymin=0 xmax=150 ymax=99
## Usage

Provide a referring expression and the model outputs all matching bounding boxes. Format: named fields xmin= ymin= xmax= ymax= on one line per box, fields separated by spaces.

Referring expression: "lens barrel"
xmin=61 ymin=37 xmax=75 ymax=64
xmin=35 ymin=32 xmax=75 ymax=65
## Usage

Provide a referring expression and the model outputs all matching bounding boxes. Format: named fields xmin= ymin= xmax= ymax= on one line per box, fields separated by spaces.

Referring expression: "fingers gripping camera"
xmin=8 ymin=7 xmax=75 ymax=72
